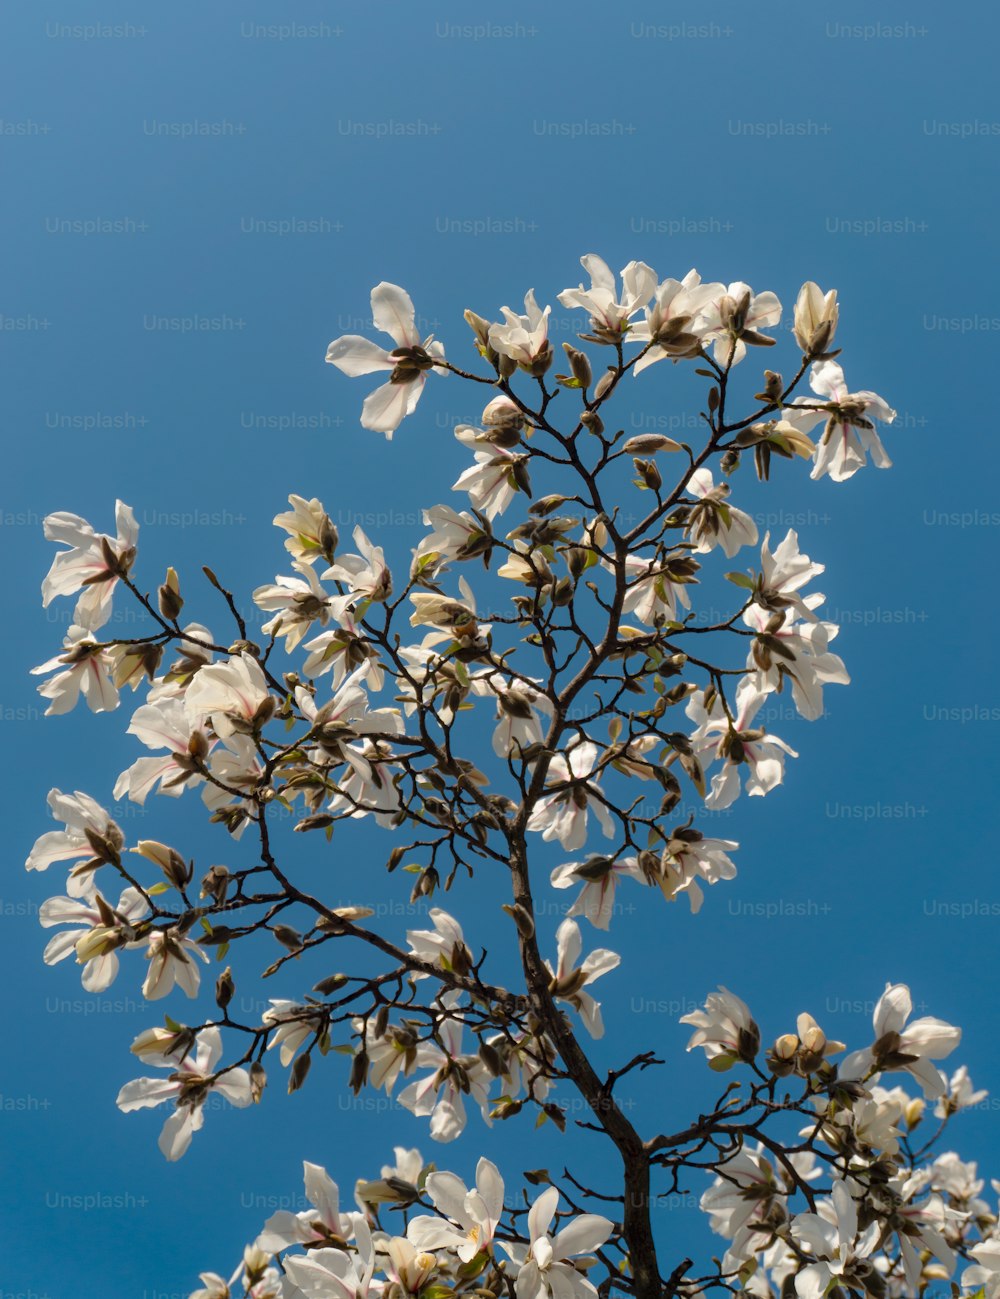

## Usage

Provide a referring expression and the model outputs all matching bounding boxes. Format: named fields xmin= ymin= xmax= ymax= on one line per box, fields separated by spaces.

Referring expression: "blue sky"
xmin=3 ymin=1 xmax=998 ymax=1294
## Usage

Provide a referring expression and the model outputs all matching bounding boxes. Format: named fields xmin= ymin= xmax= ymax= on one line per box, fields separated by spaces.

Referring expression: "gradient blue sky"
xmin=3 ymin=1 xmax=998 ymax=1295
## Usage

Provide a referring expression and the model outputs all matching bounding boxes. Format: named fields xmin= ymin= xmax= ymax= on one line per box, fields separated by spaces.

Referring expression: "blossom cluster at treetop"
xmin=25 ymin=255 xmax=995 ymax=1299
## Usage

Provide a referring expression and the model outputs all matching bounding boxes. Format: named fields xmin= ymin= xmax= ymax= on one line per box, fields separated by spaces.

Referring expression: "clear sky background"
xmin=3 ymin=1 xmax=998 ymax=1295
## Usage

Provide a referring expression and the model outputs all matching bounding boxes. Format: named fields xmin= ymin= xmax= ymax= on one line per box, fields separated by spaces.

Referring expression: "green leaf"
xmin=147 ymin=882 xmax=170 ymax=896
xmin=725 ymin=571 xmax=755 ymax=590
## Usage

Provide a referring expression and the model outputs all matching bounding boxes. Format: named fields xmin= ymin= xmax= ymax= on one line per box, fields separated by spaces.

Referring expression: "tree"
xmin=26 ymin=256 xmax=994 ymax=1299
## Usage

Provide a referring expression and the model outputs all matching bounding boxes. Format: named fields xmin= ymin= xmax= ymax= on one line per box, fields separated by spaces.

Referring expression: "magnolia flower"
xmin=397 ymin=994 xmax=492 ymax=1141
xmin=684 ymin=469 xmax=758 ymax=557
xmin=407 ymin=909 xmax=472 ymax=980
xmin=657 ymin=832 xmax=740 ymax=914
xmin=253 ymin=561 xmax=339 ymax=650
xmin=301 ymin=607 xmax=384 ymax=692
xmin=452 ymin=437 xmax=522 ymax=521
xmin=296 ymin=667 xmax=404 ymax=774
xmin=743 ymin=600 xmax=849 ymax=721
xmin=701 ymin=1148 xmax=787 ymax=1249
xmin=508 ymin=1186 xmax=614 ymax=1299
xmin=964 ymin=1242 xmax=1000 ymax=1299
xmin=620 ymin=552 xmax=693 ymax=626
xmin=545 ymin=918 xmax=620 ymax=1039
xmin=283 ymin=1218 xmax=377 ymax=1299
xmin=839 ymin=983 xmax=961 ymax=1098
xmin=680 ymin=987 xmax=760 ymax=1066
xmin=201 ymin=734 xmax=267 ymax=835
xmin=935 ymin=1065 xmax=988 ymax=1118
xmin=41 ymin=500 xmax=138 ymax=631
xmin=883 ymin=1177 xmax=961 ymax=1290
xmin=407 ymin=1157 xmax=504 ymax=1260
xmin=32 ymin=624 xmax=119 ymax=715
xmin=117 ymin=1025 xmax=252 ymax=1160
xmin=488 ymin=290 xmax=552 ymax=374
xmin=184 ymin=653 xmax=273 ymax=739
xmin=355 ymin=1147 xmax=425 ymax=1208
xmin=556 ymin=254 xmax=657 ymax=339
xmin=273 ymin=493 xmax=338 ymax=565
xmin=262 ymin=1000 xmax=326 ymax=1067
xmin=326 ymin=282 xmax=445 ymax=437
xmin=696 ymin=282 xmax=782 ymax=367
xmin=526 ymin=739 xmax=615 ymax=851
xmin=40 ymin=882 xmax=146 ymax=992
xmin=630 ymin=269 xmax=724 ymax=372
xmin=755 ymin=529 xmax=826 ymax=622
xmin=326 ymin=738 xmax=403 ymax=828
xmin=257 ymin=1161 xmax=362 ymax=1253
xmin=383 ymin=1235 xmax=440 ymax=1296
xmin=470 ymin=671 xmax=553 ymax=759
xmin=781 ymin=360 xmax=896 ymax=483
xmin=323 ymin=526 xmax=392 ymax=605
xmin=791 ymin=1180 xmax=880 ymax=1299
xmin=686 ymin=677 xmax=798 ymax=810
xmin=26 ymin=789 xmax=124 ymax=898
xmin=113 ymin=695 xmax=213 ymax=804
xmin=793 ymin=281 xmax=839 ymax=356
xmin=550 ymin=856 xmax=645 ymax=930
xmin=141 ymin=928 xmax=209 ymax=1000
xmin=412 ymin=504 xmax=490 ymax=576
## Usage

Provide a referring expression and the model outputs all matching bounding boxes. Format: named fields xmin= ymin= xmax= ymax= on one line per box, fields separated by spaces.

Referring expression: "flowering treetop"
xmin=27 ymin=253 xmax=995 ymax=1299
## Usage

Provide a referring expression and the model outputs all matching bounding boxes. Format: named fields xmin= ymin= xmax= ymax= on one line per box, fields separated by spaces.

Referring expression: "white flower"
xmin=743 ymin=601 xmax=849 ymax=722
xmin=397 ymin=993 xmax=492 ymax=1142
xmin=262 ymin=1000 xmax=326 ymax=1068
xmin=283 ymin=1218 xmax=377 ymax=1299
xmin=273 ymin=493 xmax=338 ymax=565
xmin=40 ymin=882 xmax=146 ymax=992
xmin=550 ymin=856 xmax=645 ymax=930
xmin=470 ymin=671 xmax=553 ymax=759
xmin=26 ymin=789 xmax=124 ymax=898
xmin=117 ymin=1026 xmax=252 ymax=1160
xmin=407 ymin=1157 xmax=504 ymax=1260
xmin=141 ymin=928 xmax=209 ymax=1000
xmin=695 ymin=282 xmax=782 ymax=367
xmin=322 ymin=526 xmax=392 ymax=604
xmin=326 ymin=282 xmax=445 ymax=437
xmin=488 ymin=290 xmax=552 ymax=373
xmin=791 ymin=1180 xmax=880 ymax=1299
xmin=963 ymin=1240 xmax=1000 ymax=1299
xmin=184 ymin=653 xmax=272 ymax=739
xmin=526 ymin=739 xmax=615 ymax=851
xmin=544 ymin=919 xmax=620 ymax=1039
xmin=629 ymin=269 xmax=725 ymax=372
xmin=412 ymin=504 xmax=490 ymax=576
xmin=557 ymin=254 xmax=657 ymax=339
xmin=935 ymin=1065 xmax=988 ymax=1117
xmin=656 ymin=832 xmax=739 ymax=914
xmin=686 ymin=677 xmax=797 ymax=810
xmin=41 ymin=500 xmax=138 ymax=631
xmin=839 ymin=983 xmax=961 ymax=1098
xmin=452 ymin=435 xmax=522 ymax=521
xmin=253 ymin=561 xmax=339 ymax=651
xmin=257 ymin=1160 xmax=362 ymax=1253
xmin=507 ymin=1186 xmax=613 ymax=1299
xmin=756 ymin=529 xmax=826 ymax=622
xmin=406 ymin=909 xmax=471 ymax=980
xmin=32 ymin=624 xmax=120 ymax=715
xmin=782 ymin=360 xmax=896 ymax=483
xmin=680 ymin=987 xmax=759 ymax=1065
xmin=684 ymin=468 xmax=758 ymax=558
xmin=113 ymin=696 xmax=213 ymax=804
xmin=619 ymin=552 xmax=692 ymax=626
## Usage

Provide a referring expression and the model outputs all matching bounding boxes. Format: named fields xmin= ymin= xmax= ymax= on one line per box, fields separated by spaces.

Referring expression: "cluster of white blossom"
xmin=30 ymin=255 xmax=996 ymax=1299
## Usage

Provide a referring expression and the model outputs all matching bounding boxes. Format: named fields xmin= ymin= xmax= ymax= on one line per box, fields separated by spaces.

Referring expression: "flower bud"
xmin=158 ymin=567 xmax=184 ymax=621
xmin=215 ymin=965 xmax=235 ymax=1011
